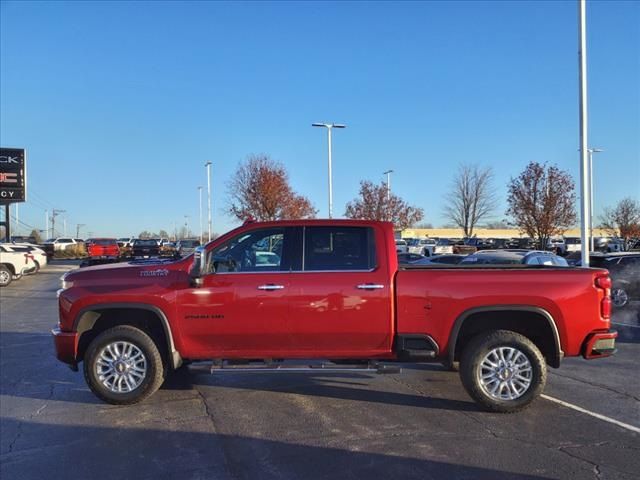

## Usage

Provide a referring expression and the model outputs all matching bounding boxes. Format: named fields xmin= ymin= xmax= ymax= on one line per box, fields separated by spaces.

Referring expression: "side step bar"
xmin=190 ymin=360 xmax=401 ymax=375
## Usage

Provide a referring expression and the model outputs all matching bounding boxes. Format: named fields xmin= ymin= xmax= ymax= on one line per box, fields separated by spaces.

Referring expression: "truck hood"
xmin=62 ymin=258 xmax=191 ymax=289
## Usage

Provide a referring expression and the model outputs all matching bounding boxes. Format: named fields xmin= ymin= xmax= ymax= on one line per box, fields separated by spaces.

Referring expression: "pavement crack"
xmin=557 ymin=446 xmax=603 ymax=480
xmin=194 ymin=386 xmax=238 ymax=480
xmin=549 ymin=370 xmax=640 ymax=402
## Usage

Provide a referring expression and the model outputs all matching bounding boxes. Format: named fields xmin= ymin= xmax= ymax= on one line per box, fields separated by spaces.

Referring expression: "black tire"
xmin=459 ymin=330 xmax=547 ymax=413
xmin=83 ymin=325 xmax=165 ymax=405
xmin=0 ymin=265 xmax=12 ymax=287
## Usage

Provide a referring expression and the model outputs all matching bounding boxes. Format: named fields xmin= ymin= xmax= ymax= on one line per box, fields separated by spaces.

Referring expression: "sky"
xmin=1 ymin=0 xmax=638 ymax=238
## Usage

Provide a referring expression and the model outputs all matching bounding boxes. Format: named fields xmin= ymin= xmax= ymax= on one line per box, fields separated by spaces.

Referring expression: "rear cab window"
xmin=304 ymin=226 xmax=376 ymax=271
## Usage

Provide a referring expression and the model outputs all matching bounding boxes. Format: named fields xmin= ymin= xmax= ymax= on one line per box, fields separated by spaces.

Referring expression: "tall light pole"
xmin=76 ymin=223 xmax=86 ymax=239
xmin=588 ymin=147 xmax=603 ymax=252
xmin=578 ymin=0 xmax=591 ymax=267
xmin=312 ymin=123 xmax=346 ymax=218
xmin=383 ymin=170 xmax=394 ymax=201
xmin=198 ymin=186 xmax=203 ymax=244
xmin=184 ymin=215 xmax=190 ymax=239
xmin=45 ymin=210 xmax=48 ymax=238
xmin=205 ymin=161 xmax=212 ymax=241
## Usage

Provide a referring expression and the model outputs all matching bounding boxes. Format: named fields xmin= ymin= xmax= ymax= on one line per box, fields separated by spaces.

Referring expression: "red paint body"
xmin=86 ymin=239 xmax=120 ymax=259
xmin=53 ymin=220 xmax=615 ymax=367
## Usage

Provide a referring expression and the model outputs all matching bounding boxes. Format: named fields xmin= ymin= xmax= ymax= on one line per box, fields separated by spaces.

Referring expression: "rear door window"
xmin=304 ymin=226 xmax=376 ymax=271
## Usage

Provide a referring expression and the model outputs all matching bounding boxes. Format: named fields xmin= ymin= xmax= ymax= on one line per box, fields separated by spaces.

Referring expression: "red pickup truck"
xmin=53 ymin=220 xmax=617 ymax=412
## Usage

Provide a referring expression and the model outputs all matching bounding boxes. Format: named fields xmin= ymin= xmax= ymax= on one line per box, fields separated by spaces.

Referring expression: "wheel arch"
xmin=74 ymin=303 xmax=182 ymax=369
xmin=448 ymin=305 xmax=563 ymax=368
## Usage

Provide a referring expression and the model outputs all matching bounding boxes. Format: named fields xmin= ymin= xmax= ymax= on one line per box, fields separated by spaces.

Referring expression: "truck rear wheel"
xmin=459 ymin=330 xmax=546 ymax=413
xmin=83 ymin=325 xmax=165 ymax=405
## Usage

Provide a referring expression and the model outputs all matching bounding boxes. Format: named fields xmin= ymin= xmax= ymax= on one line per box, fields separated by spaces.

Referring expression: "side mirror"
xmin=189 ymin=246 xmax=208 ymax=287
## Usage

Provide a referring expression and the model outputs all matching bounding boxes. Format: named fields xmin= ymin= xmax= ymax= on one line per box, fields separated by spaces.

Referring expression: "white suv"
xmin=44 ymin=237 xmax=77 ymax=251
xmin=0 ymin=245 xmax=38 ymax=286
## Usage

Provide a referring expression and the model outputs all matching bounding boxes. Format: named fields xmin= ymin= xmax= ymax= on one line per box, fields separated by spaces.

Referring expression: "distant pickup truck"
xmin=53 ymin=220 xmax=617 ymax=412
xmin=131 ymin=239 xmax=160 ymax=258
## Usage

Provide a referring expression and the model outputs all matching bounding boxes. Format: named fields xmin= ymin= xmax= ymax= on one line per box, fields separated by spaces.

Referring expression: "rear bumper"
xmin=52 ymin=328 xmax=79 ymax=367
xmin=582 ymin=330 xmax=618 ymax=360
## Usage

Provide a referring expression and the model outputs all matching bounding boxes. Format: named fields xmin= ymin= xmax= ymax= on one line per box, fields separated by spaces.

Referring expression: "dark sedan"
xmin=589 ymin=253 xmax=640 ymax=308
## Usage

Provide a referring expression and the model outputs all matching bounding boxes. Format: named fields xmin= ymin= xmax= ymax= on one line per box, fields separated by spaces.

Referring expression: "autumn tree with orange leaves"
xmin=345 ymin=180 xmax=424 ymax=231
xmin=506 ymin=162 xmax=576 ymax=249
xmin=227 ymin=154 xmax=317 ymax=222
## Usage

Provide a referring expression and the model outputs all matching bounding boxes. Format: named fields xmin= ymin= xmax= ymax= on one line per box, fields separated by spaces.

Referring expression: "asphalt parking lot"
xmin=1 ymin=262 xmax=638 ymax=480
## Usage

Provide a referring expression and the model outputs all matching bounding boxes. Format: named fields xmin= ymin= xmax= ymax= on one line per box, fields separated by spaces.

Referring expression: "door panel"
xmin=176 ymin=273 xmax=290 ymax=357
xmin=287 ymin=226 xmax=392 ymax=356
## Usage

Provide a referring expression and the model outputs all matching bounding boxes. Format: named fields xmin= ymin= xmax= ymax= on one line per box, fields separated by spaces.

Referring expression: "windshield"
xmin=436 ymin=239 xmax=451 ymax=246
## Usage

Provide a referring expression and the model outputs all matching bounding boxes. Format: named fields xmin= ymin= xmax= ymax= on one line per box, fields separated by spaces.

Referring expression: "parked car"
xmin=131 ymin=239 xmax=161 ymax=258
xmin=564 ymin=237 xmax=581 ymax=253
xmin=464 ymin=237 xmax=493 ymax=250
xmin=10 ymin=235 xmax=38 ymax=244
xmin=397 ymin=252 xmax=426 ymax=264
xmin=407 ymin=238 xmax=436 ymax=256
xmin=452 ymin=239 xmax=477 ymax=255
xmin=460 ymin=250 xmax=569 ymax=266
xmin=589 ymin=253 xmax=640 ymax=308
xmin=506 ymin=237 xmax=536 ymax=250
xmin=159 ymin=241 xmax=178 ymax=257
xmin=176 ymin=239 xmax=201 ymax=257
xmin=84 ymin=238 xmax=120 ymax=266
xmin=410 ymin=254 xmax=467 ymax=265
xmin=117 ymin=237 xmax=135 ymax=248
xmin=5 ymin=243 xmax=48 ymax=271
xmin=395 ymin=239 xmax=408 ymax=253
xmin=547 ymin=238 xmax=567 ymax=255
xmin=54 ymin=219 xmax=617 ymax=412
xmin=433 ymin=238 xmax=453 ymax=255
xmin=43 ymin=237 xmax=77 ymax=251
xmin=0 ymin=244 xmax=38 ymax=286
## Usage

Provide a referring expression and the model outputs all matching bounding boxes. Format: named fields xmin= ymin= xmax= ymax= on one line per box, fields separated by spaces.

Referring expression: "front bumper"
xmin=582 ymin=330 xmax=618 ymax=360
xmin=52 ymin=328 xmax=79 ymax=367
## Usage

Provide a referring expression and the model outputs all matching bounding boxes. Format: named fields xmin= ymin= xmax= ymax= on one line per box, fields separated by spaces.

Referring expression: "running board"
xmin=190 ymin=360 xmax=401 ymax=375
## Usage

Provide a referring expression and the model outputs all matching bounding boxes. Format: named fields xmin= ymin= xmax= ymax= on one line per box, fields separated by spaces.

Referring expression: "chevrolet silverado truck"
xmin=52 ymin=220 xmax=617 ymax=412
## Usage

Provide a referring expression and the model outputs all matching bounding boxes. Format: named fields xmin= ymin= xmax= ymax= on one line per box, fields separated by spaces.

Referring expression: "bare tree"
xmin=443 ymin=165 xmax=497 ymax=237
xmin=345 ymin=180 xmax=424 ymax=231
xmin=600 ymin=197 xmax=640 ymax=250
xmin=506 ymin=162 xmax=576 ymax=249
xmin=227 ymin=154 xmax=317 ymax=221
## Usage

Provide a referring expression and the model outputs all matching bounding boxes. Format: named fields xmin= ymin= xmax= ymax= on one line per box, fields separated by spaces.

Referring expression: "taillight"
xmin=595 ymin=275 xmax=611 ymax=320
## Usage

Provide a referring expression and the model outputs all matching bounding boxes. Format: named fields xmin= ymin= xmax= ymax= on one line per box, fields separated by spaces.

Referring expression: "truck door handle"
xmin=257 ymin=284 xmax=285 ymax=291
xmin=356 ymin=284 xmax=385 ymax=290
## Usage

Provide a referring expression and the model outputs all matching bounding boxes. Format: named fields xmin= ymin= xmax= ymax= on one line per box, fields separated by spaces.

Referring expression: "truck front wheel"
xmin=459 ymin=330 xmax=546 ymax=413
xmin=83 ymin=325 xmax=165 ymax=405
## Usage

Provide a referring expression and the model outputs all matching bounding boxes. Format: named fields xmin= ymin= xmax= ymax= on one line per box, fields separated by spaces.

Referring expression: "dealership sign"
xmin=0 ymin=148 xmax=26 ymax=204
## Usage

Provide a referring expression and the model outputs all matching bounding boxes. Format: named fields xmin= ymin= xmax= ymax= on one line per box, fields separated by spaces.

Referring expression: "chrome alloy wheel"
xmin=612 ymin=288 xmax=629 ymax=308
xmin=96 ymin=341 xmax=147 ymax=393
xmin=478 ymin=347 xmax=533 ymax=401
xmin=0 ymin=269 xmax=10 ymax=285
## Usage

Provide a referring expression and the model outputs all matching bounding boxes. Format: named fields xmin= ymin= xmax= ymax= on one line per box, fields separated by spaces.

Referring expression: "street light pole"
xmin=205 ymin=161 xmax=212 ymax=241
xmin=313 ymin=123 xmax=346 ymax=218
xmin=587 ymin=148 xmax=603 ymax=252
xmin=578 ymin=0 xmax=591 ymax=267
xmin=383 ymin=170 xmax=393 ymax=201
xmin=198 ymin=186 xmax=203 ymax=245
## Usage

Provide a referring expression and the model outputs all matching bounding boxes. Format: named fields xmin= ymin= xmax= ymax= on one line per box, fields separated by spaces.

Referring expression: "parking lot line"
xmin=541 ymin=394 xmax=640 ymax=433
